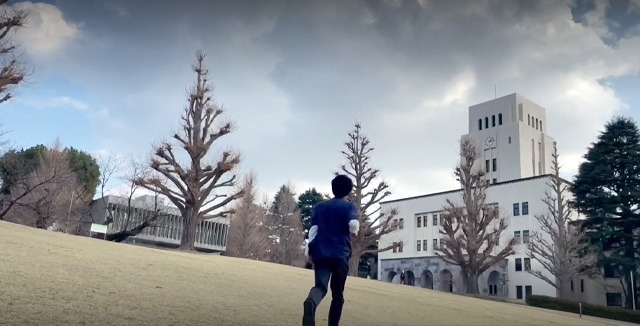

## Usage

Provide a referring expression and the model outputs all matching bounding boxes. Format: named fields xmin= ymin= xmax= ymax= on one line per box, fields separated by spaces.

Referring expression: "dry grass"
xmin=0 ymin=221 xmax=629 ymax=325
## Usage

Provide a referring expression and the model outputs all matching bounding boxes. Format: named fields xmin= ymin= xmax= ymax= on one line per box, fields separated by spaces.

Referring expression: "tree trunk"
xmin=467 ymin=272 xmax=480 ymax=294
xmin=179 ymin=210 xmax=198 ymax=251
xmin=348 ymin=246 xmax=362 ymax=276
xmin=35 ymin=215 xmax=47 ymax=229
xmin=557 ymin=278 xmax=572 ymax=301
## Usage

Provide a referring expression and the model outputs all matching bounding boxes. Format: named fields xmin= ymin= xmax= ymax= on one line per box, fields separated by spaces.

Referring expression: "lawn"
xmin=0 ymin=221 xmax=627 ymax=325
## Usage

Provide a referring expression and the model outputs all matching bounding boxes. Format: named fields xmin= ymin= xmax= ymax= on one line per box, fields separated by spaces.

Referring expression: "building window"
xmin=514 ymin=231 xmax=521 ymax=244
xmin=423 ymin=239 xmax=428 ymax=251
xmin=525 ymin=285 xmax=532 ymax=298
xmin=522 ymin=202 xmax=529 ymax=215
xmin=478 ymin=119 xmax=483 ymax=130
xmin=606 ymin=293 xmax=622 ymax=306
xmin=433 ymin=214 xmax=438 ymax=226
xmin=540 ymin=120 xmax=543 ymax=131
xmin=536 ymin=118 xmax=539 ymax=130
xmin=513 ymin=203 xmax=520 ymax=216
xmin=392 ymin=242 xmax=398 ymax=253
xmin=528 ymin=114 xmax=531 ymax=126
xmin=571 ymin=279 xmax=574 ymax=291
xmin=417 ymin=216 xmax=422 ymax=228
xmin=580 ymin=279 xmax=584 ymax=293
xmin=398 ymin=218 xmax=404 ymax=229
xmin=492 ymin=115 xmax=496 ymax=127
xmin=508 ymin=136 xmax=511 ymax=144
xmin=522 ymin=230 xmax=530 ymax=243
xmin=485 ymin=159 xmax=490 ymax=172
xmin=515 ymin=258 xmax=522 ymax=271
xmin=516 ymin=286 xmax=523 ymax=299
xmin=398 ymin=242 xmax=403 ymax=252
xmin=485 ymin=117 xmax=489 ymax=129
xmin=417 ymin=240 xmax=422 ymax=251
xmin=433 ymin=239 xmax=438 ymax=250
xmin=498 ymin=113 xmax=503 ymax=125
xmin=492 ymin=158 xmax=497 ymax=172
xmin=604 ymin=263 xmax=620 ymax=278
xmin=524 ymin=258 xmax=531 ymax=271
xmin=492 ymin=178 xmax=497 ymax=184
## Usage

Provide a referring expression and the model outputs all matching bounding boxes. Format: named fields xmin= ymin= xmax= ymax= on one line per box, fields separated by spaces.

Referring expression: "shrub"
xmin=526 ymin=295 xmax=640 ymax=324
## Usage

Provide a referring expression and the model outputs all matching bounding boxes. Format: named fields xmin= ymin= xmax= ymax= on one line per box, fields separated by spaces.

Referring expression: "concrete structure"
xmin=90 ymin=194 xmax=229 ymax=252
xmin=378 ymin=93 xmax=563 ymax=300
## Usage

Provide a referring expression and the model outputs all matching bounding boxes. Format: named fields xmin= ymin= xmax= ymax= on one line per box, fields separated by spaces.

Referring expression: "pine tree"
xmin=297 ymin=188 xmax=327 ymax=238
xmin=572 ymin=116 xmax=640 ymax=308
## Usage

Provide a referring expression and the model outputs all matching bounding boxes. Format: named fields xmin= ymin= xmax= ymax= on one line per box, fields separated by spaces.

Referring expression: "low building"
xmin=89 ymin=194 xmax=229 ymax=253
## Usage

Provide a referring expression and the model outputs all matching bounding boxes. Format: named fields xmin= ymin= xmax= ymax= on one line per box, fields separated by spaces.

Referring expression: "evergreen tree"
xmin=297 ymin=187 xmax=326 ymax=238
xmin=572 ymin=116 xmax=640 ymax=309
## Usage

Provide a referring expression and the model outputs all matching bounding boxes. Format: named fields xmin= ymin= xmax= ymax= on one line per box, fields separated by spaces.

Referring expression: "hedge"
xmin=525 ymin=295 xmax=640 ymax=324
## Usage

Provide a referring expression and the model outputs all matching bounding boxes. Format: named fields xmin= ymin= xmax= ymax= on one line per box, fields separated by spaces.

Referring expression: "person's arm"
xmin=348 ymin=203 xmax=359 ymax=236
xmin=305 ymin=206 xmax=320 ymax=257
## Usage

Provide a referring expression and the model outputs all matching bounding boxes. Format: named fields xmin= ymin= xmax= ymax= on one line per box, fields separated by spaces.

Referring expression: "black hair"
xmin=331 ymin=174 xmax=353 ymax=198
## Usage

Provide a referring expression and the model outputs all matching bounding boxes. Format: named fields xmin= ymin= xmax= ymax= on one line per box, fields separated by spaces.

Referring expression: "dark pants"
xmin=305 ymin=257 xmax=349 ymax=325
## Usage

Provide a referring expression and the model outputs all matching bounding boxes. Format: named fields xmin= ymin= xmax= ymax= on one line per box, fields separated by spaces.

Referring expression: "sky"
xmin=2 ymin=0 xmax=640 ymax=202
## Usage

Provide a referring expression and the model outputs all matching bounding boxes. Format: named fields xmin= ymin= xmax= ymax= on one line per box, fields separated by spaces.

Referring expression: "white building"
xmin=378 ymin=93 xmax=562 ymax=300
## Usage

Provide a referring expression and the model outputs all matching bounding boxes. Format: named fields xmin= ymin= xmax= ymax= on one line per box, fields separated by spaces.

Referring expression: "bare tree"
xmin=0 ymin=0 xmax=30 ymax=104
xmin=527 ymin=142 xmax=599 ymax=300
xmin=437 ymin=139 xmax=516 ymax=294
xmin=339 ymin=123 xmax=399 ymax=276
xmin=267 ymin=183 xmax=306 ymax=267
xmin=135 ymin=51 xmax=244 ymax=250
xmin=226 ymin=172 xmax=270 ymax=261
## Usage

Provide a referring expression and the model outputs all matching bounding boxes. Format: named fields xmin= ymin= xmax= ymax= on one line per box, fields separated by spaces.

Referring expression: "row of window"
xmin=393 ymin=218 xmax=405 ymax=230
xmin=485 ymin=158 xmax=497 ymax=173
xmin=528 ymin=114 xmax=542 ymax=131
xmin=515 ymin=285 xmax=533 ymax=299
xmin=416 ymin=239 xmax=444 ymax=252
xmin=416 ymin=214 xmax=439 ymax=227
xmin=514 ymin=257 xmax=531 ymax=271
xmin=392 ymin=238 xmax=447 ymax=253
xmin=513 ymin=202 xmax=529 ymax=216
xmin=514 ymin=230 xmax=530 ymax=244
xmin=478 ymin=114 xmax=504 ymax=130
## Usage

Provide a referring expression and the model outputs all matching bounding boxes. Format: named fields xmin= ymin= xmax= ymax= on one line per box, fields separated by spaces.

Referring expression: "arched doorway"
xmin=440 ymin=269 xmax=453 ymax=292
xmin=422 ymin=270 xmax=434 ymax=289
xmin=405 ymin=270 xmax=416 ymax=286
xmin=387 ymin=271 xmax=397 ymax=283
xmin=487 ymin=271 xmax=500 ymax=296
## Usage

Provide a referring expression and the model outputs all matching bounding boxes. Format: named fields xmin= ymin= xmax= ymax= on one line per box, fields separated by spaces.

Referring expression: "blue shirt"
xmin=307 ymin=198 xmax=359 ymax=261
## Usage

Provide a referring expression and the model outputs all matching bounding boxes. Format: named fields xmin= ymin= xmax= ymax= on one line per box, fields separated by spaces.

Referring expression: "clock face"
xmin=485 ymin=136 xmax=495 ymax=147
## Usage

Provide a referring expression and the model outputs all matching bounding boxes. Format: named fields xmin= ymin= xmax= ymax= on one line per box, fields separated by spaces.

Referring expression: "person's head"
xmin=331 ymin=174 xmax=353 ymax=199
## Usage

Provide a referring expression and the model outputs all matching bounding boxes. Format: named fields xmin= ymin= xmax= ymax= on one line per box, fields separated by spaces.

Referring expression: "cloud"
xmin=22 ymin=96 xmax=88 ymax=110
xmin=25 ymin=0 xmax=640 ymax=201
xmin=12 ymin=1 xmax=80 ymax=59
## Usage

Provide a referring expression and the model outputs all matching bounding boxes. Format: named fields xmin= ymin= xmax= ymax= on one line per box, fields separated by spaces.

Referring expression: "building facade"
xmin=378 ymin=93 xmax=564 ymax=300
xmin=90 ymin=194 xmax=229 ymax=252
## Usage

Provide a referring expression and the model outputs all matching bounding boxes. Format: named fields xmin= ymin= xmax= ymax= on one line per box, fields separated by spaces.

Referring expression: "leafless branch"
xmin=435 ymin=138 xmax=516 ymax=294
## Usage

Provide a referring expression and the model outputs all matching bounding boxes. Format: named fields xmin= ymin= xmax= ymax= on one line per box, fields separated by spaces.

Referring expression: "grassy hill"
xmin=0 ymin=221 xmax=629 ymax=326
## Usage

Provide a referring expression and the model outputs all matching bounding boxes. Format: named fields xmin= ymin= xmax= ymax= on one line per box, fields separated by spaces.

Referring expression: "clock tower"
xmin=461 ymin=93 xmax=556 ymax=183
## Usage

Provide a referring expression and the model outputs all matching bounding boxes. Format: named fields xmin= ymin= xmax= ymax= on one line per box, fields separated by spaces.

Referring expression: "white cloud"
xmin=12 ymin=1 xmax=80 ymax=58
xmin=22 ymin=96 xmax=88 ymax=110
